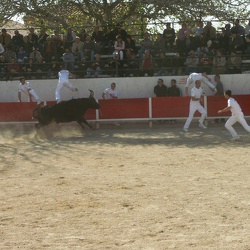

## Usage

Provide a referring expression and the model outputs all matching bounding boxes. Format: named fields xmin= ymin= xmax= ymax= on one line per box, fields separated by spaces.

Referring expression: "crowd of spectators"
xmin=0 ymin=19 xmax=250 ymax=80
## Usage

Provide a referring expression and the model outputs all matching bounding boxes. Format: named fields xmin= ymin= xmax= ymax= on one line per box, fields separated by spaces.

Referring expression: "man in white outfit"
xmin=18 ymin=77 xmax=42 ymax=105
xmin=102 ymin=82 xmax=118 ymax=99
xmin=185 ymin=72 xmax=217 ymax=96
xmin=55 ymin=68 xmax=78 ymax=103
xmin=218 ymin=90 xmax=250 ymax=140
xmin=183 ymin=80 xmax=207 ymax=132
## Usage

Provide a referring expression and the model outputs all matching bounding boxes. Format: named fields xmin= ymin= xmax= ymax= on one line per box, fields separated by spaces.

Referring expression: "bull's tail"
xmin=88 ymin=89 xmax=94 ymax=98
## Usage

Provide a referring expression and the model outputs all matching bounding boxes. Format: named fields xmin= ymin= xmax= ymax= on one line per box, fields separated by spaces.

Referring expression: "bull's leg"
xmin=77 ymin=118 xmax=92 ymax=129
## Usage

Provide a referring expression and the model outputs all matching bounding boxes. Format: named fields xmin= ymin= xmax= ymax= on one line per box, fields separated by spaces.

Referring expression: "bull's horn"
xmin=89 ymin=89 xmax=94 ymax=98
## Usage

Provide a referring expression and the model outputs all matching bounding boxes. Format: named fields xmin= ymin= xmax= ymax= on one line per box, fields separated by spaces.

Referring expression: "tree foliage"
xmin=0 ymin=0 xmax=249 ymax=34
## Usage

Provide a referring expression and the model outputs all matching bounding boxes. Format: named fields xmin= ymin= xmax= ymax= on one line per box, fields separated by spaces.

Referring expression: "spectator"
xmin=43 ymin=36 xmax=58 ymax=63
xmin=63 ymin=27 xmax=76 ymax=49
xmin=102 ymin=82 xmax=118 ymax=99
xmin=202 ymin=21 xmax=217 ymax=44
xmin=12 ymin=30 xmax=24 ymax=54
xmin=29 ymin=47 xmax=43 ymax=63
xmin=52 ymin=30 xmax=64 ymax=56
xmin=24 ymin=57 xmax=36 ymax=78
xmin=193 ymin=21 xmax=204 ymax=39
xmin=125 ymin=34 xmax=136 ymax=60
xmin=0 ymin=29 xmax=12 ymax=49
xmin=168 ymin=79 xmax=180 ymax=96
xmin=184 ymin=50 xmax=199 ymax=75
xmin=83 ymin=35 xmax=95 ymax=62
xmin=37 ymin=29 xmax=49 ymax=52
xmin=71 ymin=36 xmax=84 ymax=61
xmin=112 ymin=23 xmax=127 ymax=42
xmin=245 ymin=19 xmax=250 ymax=36
xmin=4 ymin=45 xmax=17 ymax=63
xmin=140 ymin=50 xmax=154 ymax=77
xmin=62 ymin=48 xmax=75 ymax=71
xmin=152 ymin=33 xmax=166 ymax=56
xmin=6 ymin=58 xmax=20 ymax=80
xmin=163 ymin=23 xmax=175 ymax=52
xmin=108 ymin=51 xmax=124 ymax=77
xmin=198 ymin=51 xmax=213 ymax=74
xmin=103 ymin=26 xmax=116 ymax=54
xmin=171 ymin=52 xmax=185 ymax=76
xmin=231 ymin=19 xmax=245 ymax=36
xmin=34 ymin=56 xmax=47 ymax=79
xmin=91 ymin=26 xmax=104 ymax=53
xmin=126 ymin=52 xmax=139 ymax=77
xmin=154 ymin=78 xmax=168 ymax=124
xmin=0 ymin=55 xmax=7 ymax=80
xmin=226 ymin=51 xmax=242 ymax=74
xmin=17 ymin=47 xmax=28 ymax=63
xmin=28 ymin=28 xmax=38 ymax=48
xmin=155 ymin=52 xmax=168 ymax=76
xmin=176 ymin=23 xmax=191 ymax=54
xmin=212 ymin=49 xmax=226 ymax=74
xmin=138 ymin=32 xmax=152 ymax=58
xmin=22 ymin=35 xmax=33 ymax=57
xmin=245 ymin=34 xmax=250 ymax=57
xmin=228 ymin=31 xmax=245 ymax=54
xmin=218 ymin=28 xmax=231 ymax=55
xmin=167 ymin=79 xmax=181 ymax=123
xmin=113 ymin=35 xmax=125 ymax=60
xmin=86 ymin=53 xmax=103 ymax=77
xmin=154 ymin=78 xmax=168 ymax=97
xmin=78 ymin=28 xmax=88 ymax=42
xmin=18 ymin=76 xmax=42 ymax=105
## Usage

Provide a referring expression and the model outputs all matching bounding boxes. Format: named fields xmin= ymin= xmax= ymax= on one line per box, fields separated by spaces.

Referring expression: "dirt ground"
xmin=1 ymin=121 xmax=250 ymax=250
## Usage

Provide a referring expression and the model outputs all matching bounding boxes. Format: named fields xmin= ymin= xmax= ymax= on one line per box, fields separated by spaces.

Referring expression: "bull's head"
xmin=88 ymin=89 xmax=100 ymax=109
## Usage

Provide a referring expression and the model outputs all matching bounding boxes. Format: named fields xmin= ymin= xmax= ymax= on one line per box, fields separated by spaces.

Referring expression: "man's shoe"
xmin=183 ymin=127 xmax=189 ymax=132
xmin=230 ymin=135 xmax=240 ymax=141
xmin=199 ymin=123 xmax=207 ymax=129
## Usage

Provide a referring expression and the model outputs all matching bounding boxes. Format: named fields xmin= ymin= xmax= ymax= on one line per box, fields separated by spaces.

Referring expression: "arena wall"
xmin=0 ymin=74 xmax=249 ymax=103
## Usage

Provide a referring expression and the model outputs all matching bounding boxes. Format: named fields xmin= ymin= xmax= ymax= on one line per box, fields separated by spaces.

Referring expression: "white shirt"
xmin=103 ymin=88 xmax=118 ymax=99
xmin=191 ymin=86 xmax=203 ymax=101
xmin=18 ymin=82 xmax=32 ymax=95
xmin=228 ymin=97 xmax=242 ymax=116
xmin=58 ymin=70 xmax=70 ymax=82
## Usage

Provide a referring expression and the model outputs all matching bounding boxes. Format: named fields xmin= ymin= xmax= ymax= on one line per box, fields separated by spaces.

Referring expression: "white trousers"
xmin=28 ymin=89 xmax=40 ymax=102
xmin=55 ymin=80 xmax=75 ymax=103
xmin=225 ymin=113 xmax=250 ymax=137
xmin=184 ymin=101 xmax=207 ymax=129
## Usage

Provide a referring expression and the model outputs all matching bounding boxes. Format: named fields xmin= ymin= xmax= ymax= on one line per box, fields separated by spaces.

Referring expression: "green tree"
xmin=0 ymin=0 xmax=249 ymax=34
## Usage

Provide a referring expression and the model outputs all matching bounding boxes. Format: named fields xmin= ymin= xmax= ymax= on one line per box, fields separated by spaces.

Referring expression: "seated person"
xmin=139 ymin=50 xmax=154 ymax=77
xmin=184 ymin=50 xmax=199 ymax=75
xmin=226 ymin=50 xmax=242 ymax=74
xmin=198 ymin=52 xmax=213 ymax=74
xmin=86 ymin=53 xmax=104 ymax=77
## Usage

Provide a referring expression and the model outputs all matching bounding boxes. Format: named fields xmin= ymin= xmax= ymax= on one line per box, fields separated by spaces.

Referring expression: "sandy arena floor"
xmin=1 ymin=121 xmax=250 ymax=250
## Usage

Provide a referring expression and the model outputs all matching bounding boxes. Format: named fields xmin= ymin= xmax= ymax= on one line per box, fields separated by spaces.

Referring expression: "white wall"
xmin=1 ymin=74 xmax=250 ymax=102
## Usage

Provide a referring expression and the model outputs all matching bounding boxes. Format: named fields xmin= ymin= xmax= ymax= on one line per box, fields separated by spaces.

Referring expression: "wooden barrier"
xmin=1 ymin=95 xmax=250 ymax=124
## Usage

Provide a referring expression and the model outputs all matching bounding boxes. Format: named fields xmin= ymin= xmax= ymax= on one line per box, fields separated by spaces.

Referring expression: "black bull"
xmin=32 ymin=90 xmax=100 ymax=130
